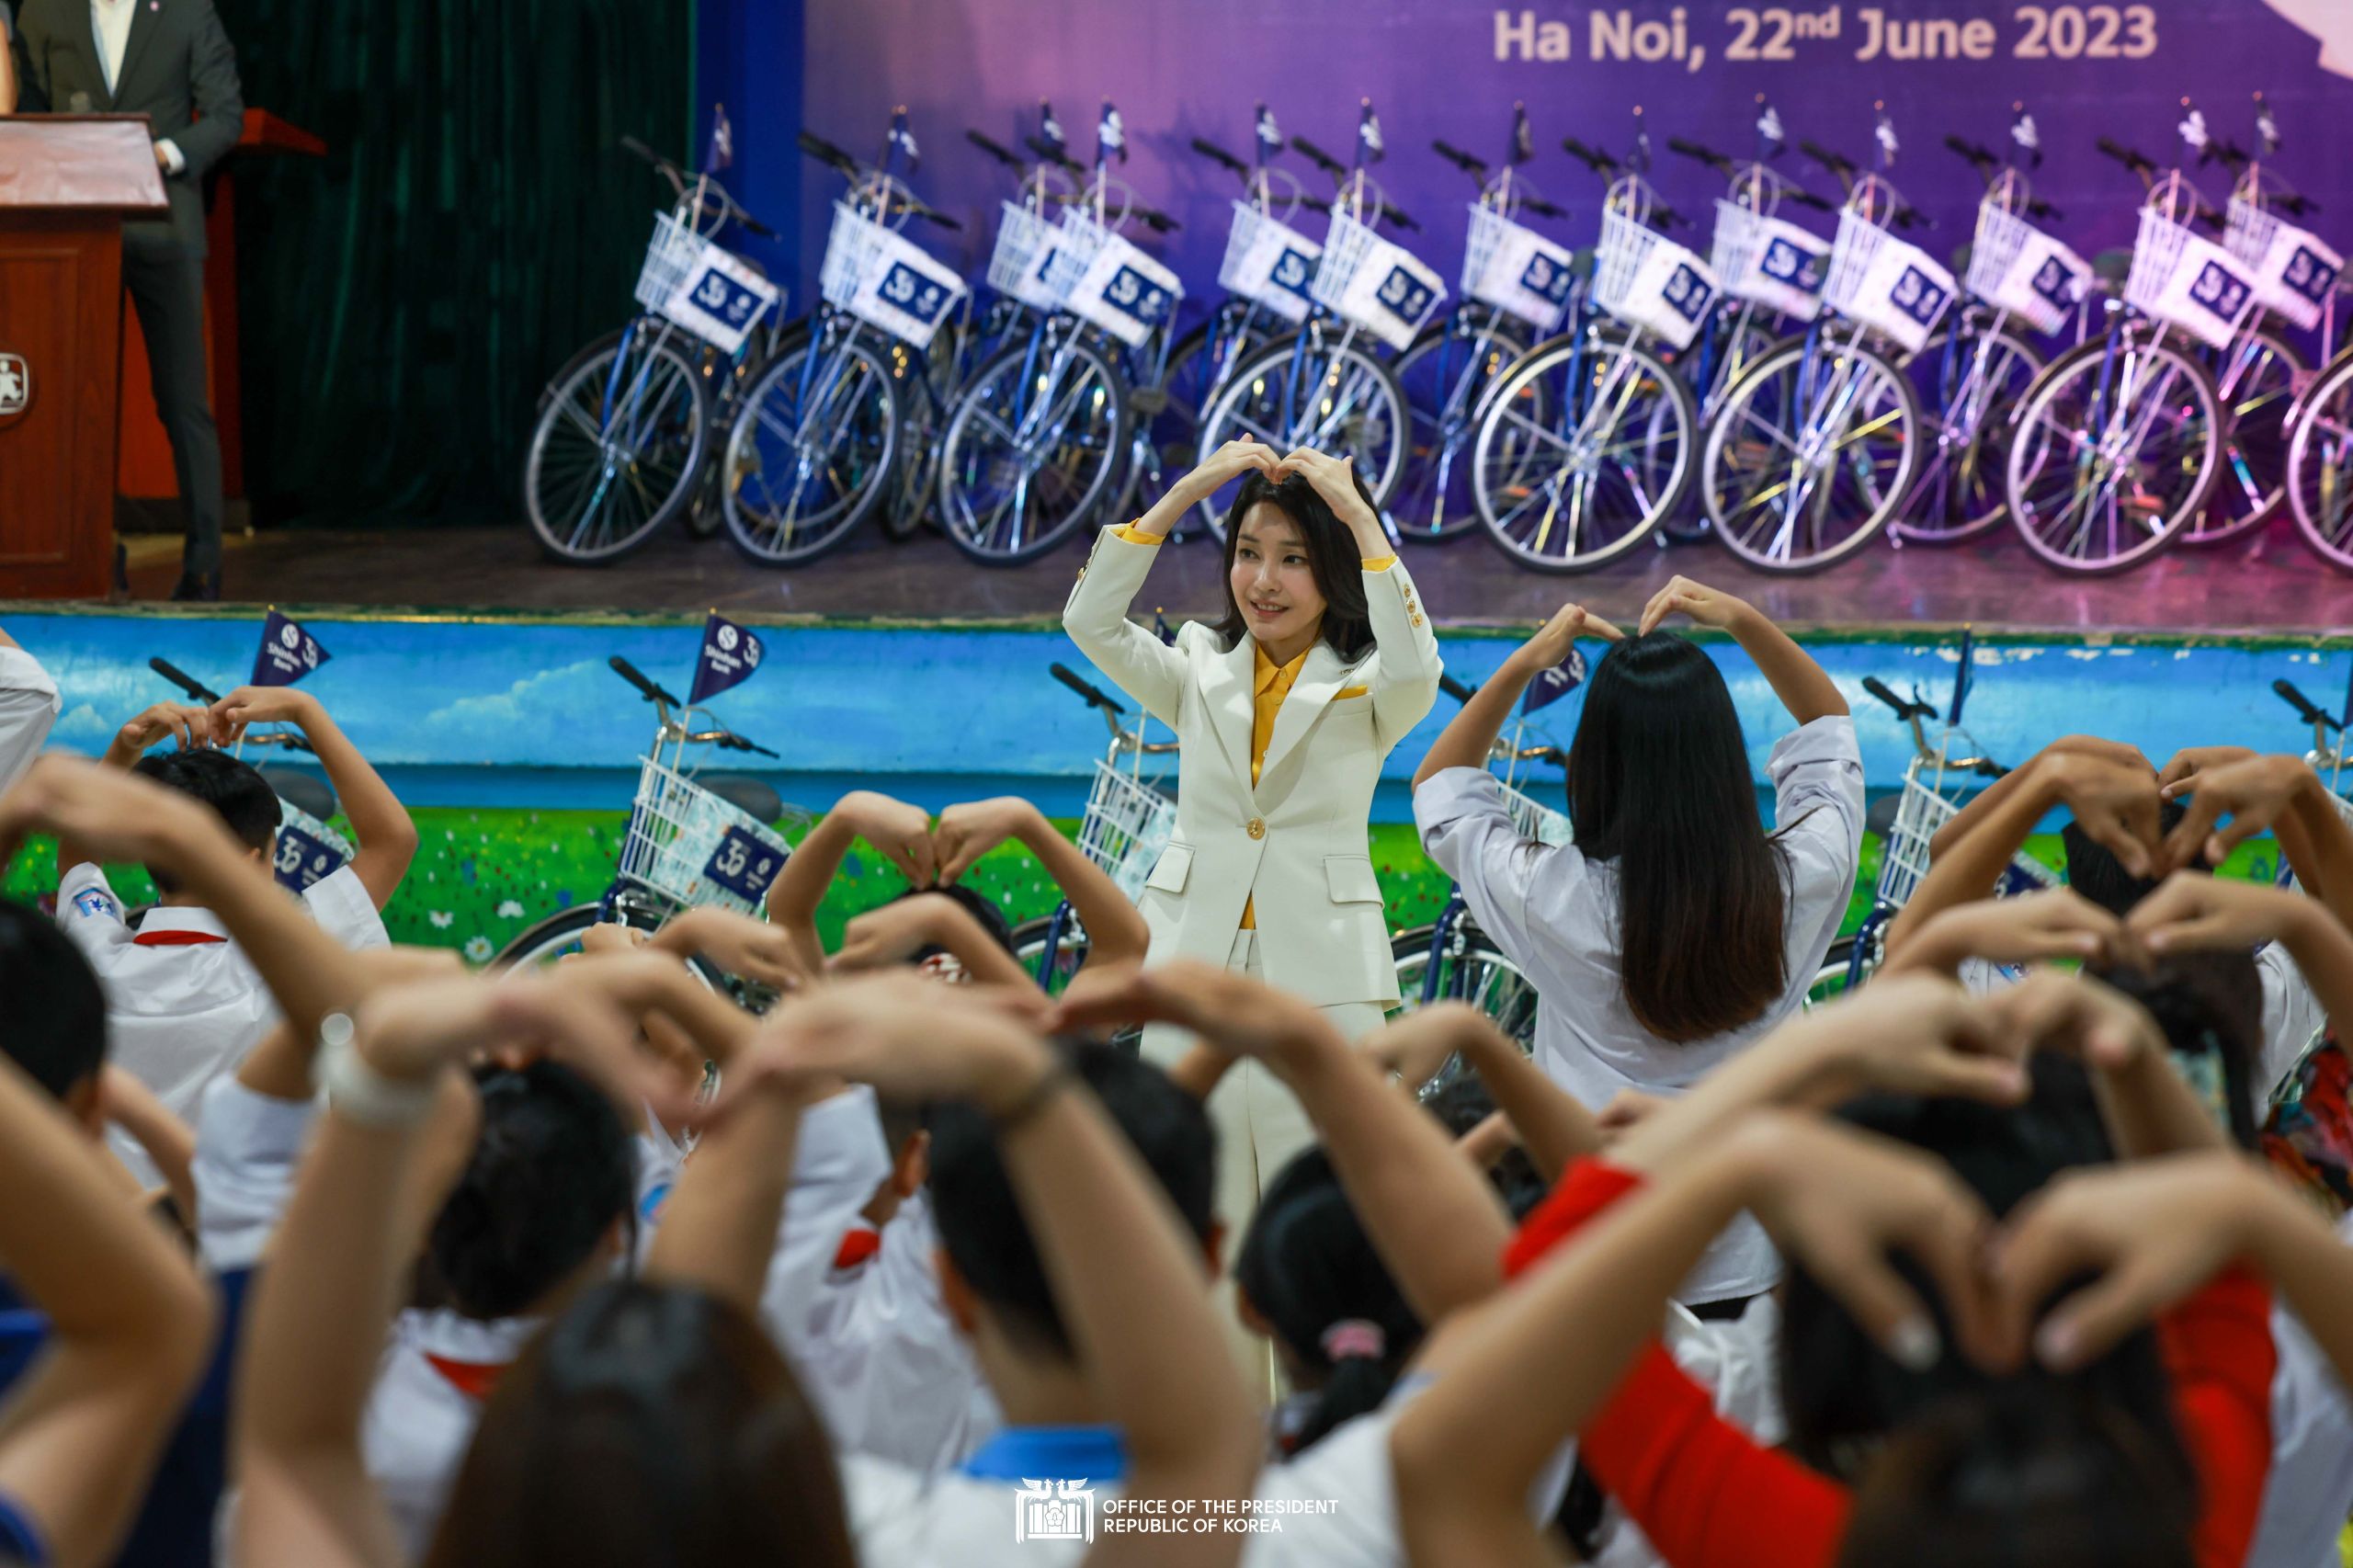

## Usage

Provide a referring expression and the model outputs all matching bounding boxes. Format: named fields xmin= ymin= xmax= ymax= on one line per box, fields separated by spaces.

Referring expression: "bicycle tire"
xmin=1386 ymin=922 xmax=1541 ymax=1071
xmin=2004 ymin=331 xmax=2224 ymax=576
xmin=1658 ymin=311 xmax=1783 ymax=543
xmin=721 ymin=324 xmax=904 ymax=567
xmin=1389 ymin=314 xmax=1531 ymax=543
xmin=937 ymin=331 xmax=1134 ymax=566
xmin=2180 ymin=323 xmax=2302 ymax=546
xmin=883 ymin=325 xmax=962 ymax=540
xmin=1890 ymin=319 xmax=2045 ymax=545
xmin=1467 ymin=330 xmax=1696 ymax=573
xmin=2286 ymin=346 xmax=2353 ymax=572
xmin=1190 ymin=329 xmax=1411 ymax=542
xmin=524 ymin=321 xmax=710 ymax=565
xmin=1700 ymin=332 xmax=1923 ymax=574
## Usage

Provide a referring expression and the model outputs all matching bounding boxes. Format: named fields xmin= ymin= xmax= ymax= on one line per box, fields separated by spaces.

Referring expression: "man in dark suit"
xmin=6 ymin=0 xmax=243 ymax=600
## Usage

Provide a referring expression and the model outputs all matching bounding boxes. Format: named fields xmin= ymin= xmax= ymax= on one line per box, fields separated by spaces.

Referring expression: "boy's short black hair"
xmin=2062 ymin=800 xmax=2190 ymax=915
xmin=0 ymin=900 xmax=107 ymax=1101
xmin=926 ymin=1042 xmax=1215 ymax=1361
xmin=131 ymin=749 xmax=280 ymax=892
xmin=428 ymin=1062 xmax=638 ymax=1321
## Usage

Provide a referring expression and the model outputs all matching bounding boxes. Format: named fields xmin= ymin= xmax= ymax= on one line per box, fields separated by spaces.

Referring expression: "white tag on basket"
xmin=1466 ymin=211 xmax=1580 ymax=333
xmin=2149 ymin=232 xmax=2260 ymax=349
xmin=1336 ymin=239 xmax=1449 ymax=350
xmin=1069 ymin=234 xmax=1182 ymax=347
xmin=660 ymin=246 xmax=783 ymax=356
xmin=1733 ymin=216 xmax=1831 ymax=321
xmin=844 ymin=228 xmax=967 ymax=351
xmin=1619 ymin=243 xmax=1718 ymax=351
xmin=2253 ymin=220 xmax=2343 ymax=332
xmin=1852 ymin=239 xmax=1954 ymax=355
xmin=1222 ymin=202 xmax=1324 ymax=324
xmin=1992 ymin=231 xmax=2091 ymax=331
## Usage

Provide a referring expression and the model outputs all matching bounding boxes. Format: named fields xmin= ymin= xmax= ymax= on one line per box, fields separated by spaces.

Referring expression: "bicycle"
xmin=524 ymin=124 xmax=787 ymax=564
xmin=1843 ymin=630 xmax=2061 ymax=986
xmin=1188 ymin=101 xmax=1436 ymax=542
xmin=937 ymin=103 xmax=1183 ymax=565
xmin=1698 ymin=111 xmax=1950 ymax=574
xmin=717 ymin=113 xmax=969 ymax=568
xmin=1999 ymin=134 xmax=2249 ymax=574
xmin=144 ymin=657 xmax=356 ymax=894
xmin=495 ymin=657 xmax=801 ymax=980
xmin=1006 ymin=663 xmax=1182 ymax=994
xmin=1465 ymin=128 xmax=1711 ymax=573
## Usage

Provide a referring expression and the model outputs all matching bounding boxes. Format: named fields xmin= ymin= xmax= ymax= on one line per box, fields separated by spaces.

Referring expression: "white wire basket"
xmin=1966 ymin=204 xmax=2087 ymax=336
xmin=1498 ymin=780 xmax=1573 ymax=846
xmin=270 ymin=807 xmax=354 ymax=893
xmin=1460 ymin=204 xmax=1579 ymax=334
xmin=987 ymin=200 xmax=1070 ymax=312
xmin=1040 ymin=211 xmax=1182 ymax=347
xmin=1218 ymin=201 xmax=1324 ymax=324
xmin=1079 ymin=759 xmax=1178 ymax=903
xmin=1874 ymin=761 xmax=2060 ymax=909
xmin=635 ymin=212 xmax=710 ymax=312
xmin=620 ymin=756 xmax=794 ymax=916
xmin=1710 ymin=200 xmax=1831 ymax=322
xmin=632 ymin=212 xmax=782 ymax=356
xmin=2225 ymin=196 xmax=2344 ymax=334
xmin=1594 ymin=208 xmax=1717 ymax=351
xmin=1312 ymin=210 xmax=1448 ymax=351
xmin=820 ymin=201 xmax=966 ymax=351
xmin=1824 ymin=209 xmax=1954 ymax=356
xmin=2125 ymin=204 xmax=2259 ymax=350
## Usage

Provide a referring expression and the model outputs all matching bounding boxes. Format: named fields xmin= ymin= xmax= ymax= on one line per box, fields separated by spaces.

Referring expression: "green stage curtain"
xmin=217 ymin=0 xmax=691 ymax=526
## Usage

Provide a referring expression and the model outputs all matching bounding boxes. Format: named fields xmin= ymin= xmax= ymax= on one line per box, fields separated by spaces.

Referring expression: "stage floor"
xmin=114 ymin=517 xmax=2353 ymax=636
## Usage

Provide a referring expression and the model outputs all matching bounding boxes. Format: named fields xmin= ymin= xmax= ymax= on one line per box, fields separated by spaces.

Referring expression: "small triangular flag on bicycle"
xmin=1153 ymin=609 xmax=1176 ymax=647
xmin=1872 ymin=103 xmax=1900 ymax=168
xmin=1627 ymin=104 xmax=1652 ymax=174
xmin=1755 ymin=96 xmax=1785 ymax=161
xmin=252 ymin=609 xmax=331 ymax=688
xmin=2009 ymin=102 xmax=2041 ymax=168
xmin=1097 ymin=100 xmax=1127 ymax=165
xmin=1039 ymin=100 xmax=1066 ymax=156
xmin=1521 ymin=648 xmax=1586 ymax=716
xmin=689 ymin=612 xmax=766 ymax=704
xmin=2255 ymin=93 xmax=2281 ymax=157
xmin=1509 ymin=102 xmax=1534 ymax=166
xmin=707 ymin=104 xmax=733 ymax=173
xmin=1255 ymin=103 xmax=1282 ymax=162
xmin=888 ymin=107 xmax=921 ymax=171
xmin=2177 ymin=97 xmax=2211 ymax=160
xmin=1357 ymin=99 xmax=1384 ymax=165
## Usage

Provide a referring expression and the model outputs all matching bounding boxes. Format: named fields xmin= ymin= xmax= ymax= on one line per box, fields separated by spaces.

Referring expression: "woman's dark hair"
xmin=1564 ymin=631 xmax=1790 ymax=1041
xmin=427 ymin=1062 xmax=637 ymax=1321
xmin=1210 ymin=469 xmax=1376 ymax=662
xmin=1233 ymin=1147 xmax=1422 ymax=1454
xmin=2091 ymin=955 xmax=2263 ymax=1150
xmin=425 ymin=1280 xmax=855 ymax=1568
xmin=1779 ymin=1059 xmax=2193 ymax=1506
xmin=2063 ymin=798 xmax=2190 ymax=915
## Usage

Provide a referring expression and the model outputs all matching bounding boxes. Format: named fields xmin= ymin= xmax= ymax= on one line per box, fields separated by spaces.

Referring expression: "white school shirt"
xmin=0 ymin=646 xmax=59 ymax=795
xmin=62 ymin=860 xmax=389 ymax=1187
xmin=796 ymin=1191 xmax=1002 ymax=1473
xmin=759 ymin=1085 xmax=895 ymax=1349
xmin=2245 ymin=1209 xmax=2353 ymax=1568
xmin=1415 ymin=714 xmax=1867 ymax=1301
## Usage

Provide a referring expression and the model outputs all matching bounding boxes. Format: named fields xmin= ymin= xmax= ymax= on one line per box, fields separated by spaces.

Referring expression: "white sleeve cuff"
xmin=157 ymin=138 xmax=187 ymax=175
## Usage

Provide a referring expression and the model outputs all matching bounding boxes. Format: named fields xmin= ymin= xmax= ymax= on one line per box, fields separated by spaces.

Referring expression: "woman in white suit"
xmin=1063 ymin=437 xmax=1443 ymax=1233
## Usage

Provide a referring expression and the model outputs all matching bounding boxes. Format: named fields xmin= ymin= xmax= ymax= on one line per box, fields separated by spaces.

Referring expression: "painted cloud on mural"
xmin=2266 ymin=0 xmax=2353 ymax=76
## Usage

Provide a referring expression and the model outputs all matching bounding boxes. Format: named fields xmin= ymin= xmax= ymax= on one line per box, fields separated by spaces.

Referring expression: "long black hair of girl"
xmin=1210 ymin=470 xmax=1377 ymax=661
xmin=1564 ymin=631 xmax=1791 ymax=1041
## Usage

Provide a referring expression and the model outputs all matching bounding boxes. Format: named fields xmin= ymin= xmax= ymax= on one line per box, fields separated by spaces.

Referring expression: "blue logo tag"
xmin=1519 ymin=252 xmax=1574 ymax=306
xmin=1759 ymin=238 xmax=1825 ymax=294
xmin=878 ymin=262 xmax=951 ymax=325
xmin=688 ymin=267 xmax=767 ymax=329
xmin=2188 ymin=260 xmax=2252 ymax=321
xmin=2281 ymin=245 xmax=2338 ymax=307
xmin=2029 ymin=255 xmax=2080 ymax=311
xmin=1375 ymin=266 xmax=1436 ymax=324
xmin=703 ymin=827 xmax=787 ymax=903
xmin=1661 ymin=263 xmax=1713 ymax=321
xmin=272 ymin=824 xmax=347 ymax=892
xmin=72 ymin=887 xmax=118 ymax=920
xmin=1889 ymin=266 xmax=1948 ymax=326
xmin=1268 ymin=247 xmax=1315 ymax=300
xmin=1099 ymin=265 xmax=1174 ymax=326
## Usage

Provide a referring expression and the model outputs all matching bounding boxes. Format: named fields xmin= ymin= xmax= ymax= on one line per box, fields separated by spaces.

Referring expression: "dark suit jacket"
xmin=10 ymin=0 xmax=244 ymax=256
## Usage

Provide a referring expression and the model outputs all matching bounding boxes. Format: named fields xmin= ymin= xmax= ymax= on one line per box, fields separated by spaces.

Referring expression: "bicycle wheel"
xmin=1700 ymin=331 xmax=1922 ymax=574
xmin=1470 ymin=331 xmax=1698 ymax=573
xmin=722 ymin=323 xmax=904 ymax=567
xmin=2286 ymin=347 xmax=2353 ymax=572
xmin=1010 ymin=911 xmax=1090 ymax=996
xmin=1659 ymin=309 xmax=1782 ymax=543
xmin=1389 ymin=314 xmax=1531 ymax=543
xmin=524 ymin=320 xmax=710 ymax=564
xmin=883 ymin=329 xmax=960 ymax=540
xmin=937 ymin=330 xmax=1133 ymax=566
xmin=1190 ymin=329 xmax=1412 ymax=541
xmin=1386 ymin=922 xmax=1541 ymax=1072
xmin=2004 ymin=330 xmax=2223 ymax=576
xmin=1892 ymin=318 xmax=2045 ymax=545
xmin=1154 ymin=310 xmax=1273 ymax=479
xmin=2182 ymin=324 xmax=2303 ymax=546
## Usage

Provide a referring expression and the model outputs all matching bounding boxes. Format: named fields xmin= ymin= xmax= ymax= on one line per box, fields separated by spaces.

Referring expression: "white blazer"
xmin=1063 ymin=527 xmax=1442 ymax=1006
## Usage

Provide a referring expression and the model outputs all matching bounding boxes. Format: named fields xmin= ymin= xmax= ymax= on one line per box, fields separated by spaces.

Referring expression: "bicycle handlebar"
xmin=149 ymin=657 xmax=222 ymax=706
xmin=1438 ymin=671 xmax=1477 ymax=704
xmin=1289 ymin=135 xmax=1346 ymax=177
xmin=1559 ymin=135 xmax=1616 ymax=176
xmin=1799 ymin=140 xmax=1856 ymax=180
xmin=2095 ymin=137 xmax=2155 ymax=179
xmin=1666 ymin=137 xmax=1732 ymax=174
xmin=792 ymin=131 xmax=858 ymax=177
xmin=1944 ymin=133 xmax=1997 ymax=169
xmin=609 ymin=655 xmax=682 ymax=709
xmin=1431 ymin=138 xmax=1488 ymax=177
xmin=1051 ymin=662 xmax=1126 ymax=714
xmin=2275 ymin=678 xmax=2342 ymax=732
xmin=1518 ymin=195 xmax=1568 ymax=220
xmin=623 ymin=136 xmax=777 ymax=236
xmin=1190 ymin=136 xmax=1249 ymax=176
xmin=1025 ymin=135 xmax=1085 ymax=174
xmin=1862 ymin=676 xmax=1937 ymax=722
xmin=967 ymin=129 xmax=1022 ymax=168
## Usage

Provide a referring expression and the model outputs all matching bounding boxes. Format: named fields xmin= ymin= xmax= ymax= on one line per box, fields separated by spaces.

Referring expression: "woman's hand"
xmin=1636 ymin=575 xmax=1756 ymax=638
xmin=1271 ymin=447 xmax=1386 ymax=551
xmin=835 ymin=790 xmax=938 ymax=887
xmin=1979 ymin=968 xmax=2164 ymax=1074
xmin=2125 ymin=869 xmax=2316 ymax=958
xmin=1164 ymin=438 xmax=1277 ymax=513
xmin=2156 ymin=752 xmax=2313 ymax=872
xmin=2040 ymin=752 xmax=2165 ymax=881
xmin=1504 ymin=602 xmax=1624 ymax=678
xmin=933 ymin=796 xmax=1043 ymax=883
xmin=1898 ymin=887 xmax=2128 ymax=973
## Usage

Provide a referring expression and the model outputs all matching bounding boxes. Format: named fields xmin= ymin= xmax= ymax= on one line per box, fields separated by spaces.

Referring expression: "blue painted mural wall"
xmin=13 ymin=611 xmax=2348 ymax=823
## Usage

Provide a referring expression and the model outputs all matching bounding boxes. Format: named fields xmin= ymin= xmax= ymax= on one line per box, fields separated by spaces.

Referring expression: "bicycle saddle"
xmin=259 ymin=766 xmax=340 ymax=824
xmin=1865 ymin=791 xmax=1904 ymax=842
xmin=1949 ymin=242 xmax=1972 ymax=278
xmin=2092 ymin=248 xmax=2133 ymax=284
xmin=700 ymin=773 xmax=785 ymax=825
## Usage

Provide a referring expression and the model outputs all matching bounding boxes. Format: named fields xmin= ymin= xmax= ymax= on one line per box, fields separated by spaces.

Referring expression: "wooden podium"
xmin=0 ymin=117 xmax=169 ymax=599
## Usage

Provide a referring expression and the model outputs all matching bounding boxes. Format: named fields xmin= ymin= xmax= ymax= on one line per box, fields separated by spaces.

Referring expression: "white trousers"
xmin=1140 ymin=929 xmax=1388 ymax=1395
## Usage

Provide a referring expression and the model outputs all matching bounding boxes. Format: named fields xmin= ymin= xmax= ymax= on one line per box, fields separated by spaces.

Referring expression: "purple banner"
xmin=804 ymin=3 xmax=2353 ymax=318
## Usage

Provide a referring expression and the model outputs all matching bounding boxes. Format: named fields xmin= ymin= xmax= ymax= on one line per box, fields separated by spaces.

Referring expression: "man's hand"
xmin=835 ymin=791 xmax=938 ymax=887
xmin=208 ymin=686 xmax=319 ymax=747
xmin=108 ymin=702 xmax=221 ymax=764
xmin=934 ymin=797 xmax=1041 ymax=884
